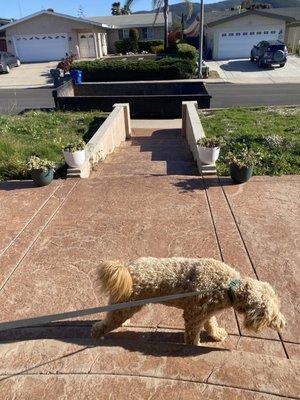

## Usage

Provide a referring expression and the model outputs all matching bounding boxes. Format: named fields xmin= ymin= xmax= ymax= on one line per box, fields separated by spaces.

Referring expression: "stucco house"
xmin=0 ymin=9 xmax=170 ymax=62
xmin=204 ymin=7 xmax=300 ymax=60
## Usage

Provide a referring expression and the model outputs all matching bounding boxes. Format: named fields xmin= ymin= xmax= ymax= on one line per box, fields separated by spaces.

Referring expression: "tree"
xmin=111 ymin=2 xmax=121 ymax=15
xmin=111 ymin=1 xmax=131 ymax=15
xmin=124 ymin=0 xmax=192 ymax=52
xmin=241 ymin=0 xmax=252 ymax=9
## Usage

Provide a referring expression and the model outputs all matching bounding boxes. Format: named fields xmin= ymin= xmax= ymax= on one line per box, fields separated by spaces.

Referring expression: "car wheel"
xmin=5 ymin=65 xmax=10 ymax=74
xmin=258 ymin=59 xmax=264 ymax=68
xmin=16 ymin=60 xmax=21 ymax=67
xmin=279 ymin=63 xmax=285 ymax=68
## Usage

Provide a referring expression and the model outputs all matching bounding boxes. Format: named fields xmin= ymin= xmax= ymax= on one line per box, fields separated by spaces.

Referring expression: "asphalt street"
xmin=0 ymin=84 xmax=299 ymax=114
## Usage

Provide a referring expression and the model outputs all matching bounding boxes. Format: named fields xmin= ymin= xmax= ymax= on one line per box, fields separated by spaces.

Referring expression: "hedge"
xmin=138 ymin=40 xmax=164 ymax=53
xmin=176 ymin=43 xmax=198 ymax=60
xmin=72 ymin=57 xmax=196 ymax=82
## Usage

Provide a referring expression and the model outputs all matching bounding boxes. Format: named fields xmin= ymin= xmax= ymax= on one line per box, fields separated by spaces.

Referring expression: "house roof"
xmin=207 ymin=8 xmax=296 ymax=27
xmin=86 ymin=12 xmax=172 ymax=28
xmin=0 ymin=17 xmax=12 ymax=26
xmin=260 ymin=7 xmax=300 ymax=22
xmin=0 ymin=10 xmax=113 ymax=32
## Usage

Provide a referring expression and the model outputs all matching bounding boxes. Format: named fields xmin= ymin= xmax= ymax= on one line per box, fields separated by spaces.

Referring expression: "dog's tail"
xmin=98 ymin=261 xmax=133 ymax=302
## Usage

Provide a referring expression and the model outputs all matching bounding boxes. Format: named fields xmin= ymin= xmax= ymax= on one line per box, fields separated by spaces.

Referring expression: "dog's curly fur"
xmin=91 ymin=258 xmax=286 ymax=345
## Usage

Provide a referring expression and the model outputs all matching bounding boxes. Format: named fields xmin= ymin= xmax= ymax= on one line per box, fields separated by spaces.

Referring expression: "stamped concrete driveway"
xmin=0 ymin=61 xmax=57 ymax=89
xmin=0 ymin=123 xmax=299 ymax=399
xmin=207 ymin=55 xmax=300 ymax=84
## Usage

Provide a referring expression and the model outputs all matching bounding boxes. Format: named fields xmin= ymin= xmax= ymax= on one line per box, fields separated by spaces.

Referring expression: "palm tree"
xmin=125 ymin=0 xmax=191 ymax=51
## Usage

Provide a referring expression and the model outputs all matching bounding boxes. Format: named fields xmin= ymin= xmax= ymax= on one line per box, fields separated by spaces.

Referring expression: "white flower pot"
xmin=197 ymin=146 xmax=220 ymax=165
xmin=63 ymin=149 xmax=85 ymax=168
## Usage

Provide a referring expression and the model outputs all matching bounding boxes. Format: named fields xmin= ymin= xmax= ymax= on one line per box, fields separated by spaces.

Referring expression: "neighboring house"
xmin=0 ymin=17 xmax=12 ymax=51
xmin=0 ymin=9 xmax=170 ymax=63
xmin=204 ymin=7 xmax=300 ymax=60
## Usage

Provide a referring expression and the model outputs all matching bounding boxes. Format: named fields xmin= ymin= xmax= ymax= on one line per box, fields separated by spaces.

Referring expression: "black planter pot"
xmin=230 ymin=164 xmax=253 ymax=184
xmin=31 ymin=169 xmax=54 ymax=187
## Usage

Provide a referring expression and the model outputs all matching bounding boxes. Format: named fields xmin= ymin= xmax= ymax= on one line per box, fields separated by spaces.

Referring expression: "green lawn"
xmin=199 ymin=106 xmax=300 ymax=176
xmin=0 ymin=111 xmax=107 ymax=181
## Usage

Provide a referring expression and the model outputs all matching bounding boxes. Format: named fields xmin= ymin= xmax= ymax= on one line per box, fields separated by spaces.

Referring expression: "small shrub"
xmin=150 ymin=44 xmax=164 ymax=54
xmin=115 ymin=39 xmax=136 ymax=54
xmin=197 ymin=136 xmax=225 ymax=148
xmin=27 ymin=156 xmax=55 ymax=171
xmin=225 ymin=142 xmax=261 ymax=168
xmin=176 ymin=43 xmax=198 ymax=60
xmin=63 ymin=138 xmax=86 ymax=152
xmin=138 ymin=40 xmax=164 ymax=53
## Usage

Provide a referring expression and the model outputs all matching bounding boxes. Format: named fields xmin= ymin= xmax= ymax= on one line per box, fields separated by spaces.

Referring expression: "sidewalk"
xmin=0 ymin=123 xmax=299 ymax=398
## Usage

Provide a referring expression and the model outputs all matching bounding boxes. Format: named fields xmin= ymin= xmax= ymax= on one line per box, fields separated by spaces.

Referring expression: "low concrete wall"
xmin=68 ymin=103 xmax=131 ymax=178
xmin=182 ymin=101 xmax=216 ymax=175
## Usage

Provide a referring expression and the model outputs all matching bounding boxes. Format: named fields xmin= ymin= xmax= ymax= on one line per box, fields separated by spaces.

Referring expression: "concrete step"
xmin=95 ymin=160 xmax=199 ymax=177
xmin=0 ymin=334 xmax=298 ymax=399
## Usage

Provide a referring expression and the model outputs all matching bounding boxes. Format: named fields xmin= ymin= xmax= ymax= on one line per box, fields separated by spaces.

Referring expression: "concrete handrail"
xmin=67 ymin=103 xmax=131 ymax=178
xmin=182 ymin=101 xmax=206 ymax=173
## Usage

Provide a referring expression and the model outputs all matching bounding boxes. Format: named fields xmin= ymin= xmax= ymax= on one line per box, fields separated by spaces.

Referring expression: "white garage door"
xmin=14 ymin=34 xmax=68 ymax=62
xmin=217 ymin=28 xmax=282 ymax=59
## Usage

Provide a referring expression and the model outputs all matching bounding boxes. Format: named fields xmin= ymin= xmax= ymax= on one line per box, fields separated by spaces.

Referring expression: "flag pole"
xmin=198 ymin=0 xmax=204 ymax=78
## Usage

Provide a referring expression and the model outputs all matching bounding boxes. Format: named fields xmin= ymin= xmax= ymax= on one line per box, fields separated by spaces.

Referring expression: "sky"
xmin=1 ymin=0 xmax=223 ymax=19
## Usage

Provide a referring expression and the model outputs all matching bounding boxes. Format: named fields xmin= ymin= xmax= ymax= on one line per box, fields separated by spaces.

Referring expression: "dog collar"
xmin=228 ymin=278 xmax=240 ymax=303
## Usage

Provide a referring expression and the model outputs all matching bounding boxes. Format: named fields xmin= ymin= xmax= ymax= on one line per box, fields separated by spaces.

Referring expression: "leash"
xmin=0 ymin=280 xmax=240 ymax=333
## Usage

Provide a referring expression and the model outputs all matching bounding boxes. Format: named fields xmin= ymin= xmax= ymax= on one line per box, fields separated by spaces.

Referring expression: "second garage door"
xmin=14 ymin=34 xmax=69 ymax=62
xmin=217 ymin=28 xmax=282 ymax=59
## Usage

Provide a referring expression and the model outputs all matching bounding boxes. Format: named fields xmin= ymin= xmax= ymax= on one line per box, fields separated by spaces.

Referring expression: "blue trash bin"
xmin=70 ymin=69 xmax=82 ymax=85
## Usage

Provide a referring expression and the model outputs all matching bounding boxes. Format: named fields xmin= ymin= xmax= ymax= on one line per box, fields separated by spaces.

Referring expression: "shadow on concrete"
xmin=173 ymin=177 xmax=236 ymax=193
xmin=0 ymin=180 xmax=38 ymax=191
xmin=220 ymin=59 xmax=275 ymax=72
xmin=0 ymin=321 xmax=229 ymax=358
xmin=131 ymin=129 xmax=199 ymax=176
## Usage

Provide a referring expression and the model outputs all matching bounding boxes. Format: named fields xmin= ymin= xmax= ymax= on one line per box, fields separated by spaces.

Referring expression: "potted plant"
xmin=227 ymin=144 xmax=260 ymax=184
xmin=197 ymin=136 xmax=224 ymax=165
xmin=62 ymin=139 xmax=86 ymax=168
xmin=27 ymin=156 xmax=55 ymax=187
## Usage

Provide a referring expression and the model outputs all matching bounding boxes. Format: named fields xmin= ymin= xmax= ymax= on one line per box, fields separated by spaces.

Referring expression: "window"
xmin=221 ymin=33 xmax=227 ymax=37
xmin=243 ymin=32 xmax=248 ymax=36
xmin=250 ymin=32 xmax=255 ymax=35
xmin=236 ymin=32 xmax=241 ymax=36
xmin=264 ymin=31 xmax=269 ymax=34
xmin=257 ymin=31 xmax=262 ymax=35
xmin=228 ymin=33 xmax=234 ymax=36
xmin=141 ymin=27 xmax=154 ymax=40
xmin=271 ymin=30 xmax=276 ymax=34
xmin=123 ymin=29 xmax=129 ymax=38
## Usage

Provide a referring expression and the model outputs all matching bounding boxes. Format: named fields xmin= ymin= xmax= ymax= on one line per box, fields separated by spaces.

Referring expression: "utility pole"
xmin=198 ymin=0 xmax=204 ymax=78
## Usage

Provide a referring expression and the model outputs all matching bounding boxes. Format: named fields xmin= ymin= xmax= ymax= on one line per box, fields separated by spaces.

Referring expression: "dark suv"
xmin=250 ymin=40 xmax=287 ymax=68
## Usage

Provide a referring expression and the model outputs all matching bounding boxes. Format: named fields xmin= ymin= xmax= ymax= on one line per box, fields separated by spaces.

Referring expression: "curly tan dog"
xmin=91 ymin=258 xmax=286 ymax=345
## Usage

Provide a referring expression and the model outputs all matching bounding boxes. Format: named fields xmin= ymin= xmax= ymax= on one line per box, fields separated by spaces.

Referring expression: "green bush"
xmin=138 ymin=40 xmax=164 ymax=52
xmin=72 ymin=57 xmax=195 ymax=82
xmin=150 ymin=44 xmax=164 ymax=54
xmin=115 ymin=38 xmax=136 ymax=54
xmin=176 ymin=43 xmax=198 ymax=60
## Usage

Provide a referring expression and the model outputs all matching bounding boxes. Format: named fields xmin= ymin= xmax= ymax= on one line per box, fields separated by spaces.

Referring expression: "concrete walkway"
xmin=0 ymin=124 xmax=299 ymax=399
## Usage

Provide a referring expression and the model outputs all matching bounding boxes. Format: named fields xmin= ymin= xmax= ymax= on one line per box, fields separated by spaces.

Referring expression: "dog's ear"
xmin=270 ymin=312 xmax=286 ymax=332
xmin=243 ymin=283 xmax=286 ymax=333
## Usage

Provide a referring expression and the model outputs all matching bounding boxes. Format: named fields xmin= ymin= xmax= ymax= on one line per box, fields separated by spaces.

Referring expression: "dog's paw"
xmin=210 ymin=328 xmax=228 ymax=342
xmin=91 ymin=321 xmax=106 ymax=340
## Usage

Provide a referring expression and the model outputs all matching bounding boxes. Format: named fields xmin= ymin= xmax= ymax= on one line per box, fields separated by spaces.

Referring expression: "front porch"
xmin=74 ymin=29 xmax=108 ymax=59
